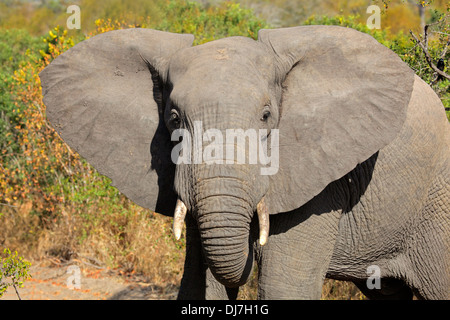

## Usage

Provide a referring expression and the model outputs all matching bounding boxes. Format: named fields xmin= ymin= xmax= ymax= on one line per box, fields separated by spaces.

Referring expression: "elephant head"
xmin=40 ymin=26 xmax=414 ymax=287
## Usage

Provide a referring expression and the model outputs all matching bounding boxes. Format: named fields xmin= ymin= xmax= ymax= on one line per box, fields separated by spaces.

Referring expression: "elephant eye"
xmin=169 ymin=110 xmax=181 ymax=129
xmin=261 ymin=110 xmax=271 ymax=122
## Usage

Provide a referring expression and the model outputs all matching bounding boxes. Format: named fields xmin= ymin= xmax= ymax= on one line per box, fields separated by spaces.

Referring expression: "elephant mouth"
xmin=173 ymin=197 xmax=269 ymax=246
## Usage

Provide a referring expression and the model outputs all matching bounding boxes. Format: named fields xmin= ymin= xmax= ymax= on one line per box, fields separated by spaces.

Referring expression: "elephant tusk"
xmin=173 ymin=199 xmax=187 ymax=240
xmin=256 ymin=197 xmax=270 ymax=246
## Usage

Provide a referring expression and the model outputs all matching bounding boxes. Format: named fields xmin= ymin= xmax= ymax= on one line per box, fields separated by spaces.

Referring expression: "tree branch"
xmin=12 ymin=284 xmax=21 ymax=300
xmin=410 ymin=29 xmax=450 ymax=81
xmin=440 ymin=39 xmax=450 ymax=59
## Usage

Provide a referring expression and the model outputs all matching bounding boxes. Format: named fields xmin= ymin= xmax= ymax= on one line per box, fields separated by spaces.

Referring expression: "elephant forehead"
xmin=168 ymin=37 xmax=273 ymax=83
xmin=168 ymin=37 xmax=272 ymax=108
xmin=170 ymin=62 xmax=268 ymax=110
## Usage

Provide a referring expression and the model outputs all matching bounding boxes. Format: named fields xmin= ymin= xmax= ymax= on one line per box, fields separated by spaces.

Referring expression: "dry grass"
xmin=1 ymin=201 xmax=365 ymax=300
xmin=321 ymin=279 xmax=366 ymax=300
xmin=1 ymin=199 xmax=185 ymax=286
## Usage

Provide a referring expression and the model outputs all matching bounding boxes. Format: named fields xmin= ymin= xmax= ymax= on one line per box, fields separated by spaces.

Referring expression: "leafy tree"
xmin=0 ymin=248 xmax=31 ymax=300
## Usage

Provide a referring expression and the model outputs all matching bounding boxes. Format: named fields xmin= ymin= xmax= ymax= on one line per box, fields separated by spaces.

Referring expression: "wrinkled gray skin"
xmin=40 ymin=26 xmax=449 ymax=299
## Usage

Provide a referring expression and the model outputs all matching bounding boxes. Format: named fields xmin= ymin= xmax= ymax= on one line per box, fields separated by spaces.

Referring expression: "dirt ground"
xmin=1 ymin=257 xmax=365 ymax=300
xmin=1 ymin=258 xmax=179 ymax=300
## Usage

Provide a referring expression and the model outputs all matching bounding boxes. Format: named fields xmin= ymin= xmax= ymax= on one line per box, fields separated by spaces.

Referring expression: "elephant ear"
xmin=40 ymin=28 xmax=194 ymax=216
xmin=258 ymin=25 xmax=415 ymax=214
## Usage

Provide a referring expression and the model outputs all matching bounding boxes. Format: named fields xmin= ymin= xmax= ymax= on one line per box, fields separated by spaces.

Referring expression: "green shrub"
xmin=156 ymin=0 xmax=269 ymax=43
xmin=0 ymin=29 xmax=46 ymax=154
xmin=0 ymin=248 xmax=31 ymax=300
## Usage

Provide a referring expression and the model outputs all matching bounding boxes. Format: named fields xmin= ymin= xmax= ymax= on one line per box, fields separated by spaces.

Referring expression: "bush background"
xmin=0 ymin=0 xmax=448 ymax=300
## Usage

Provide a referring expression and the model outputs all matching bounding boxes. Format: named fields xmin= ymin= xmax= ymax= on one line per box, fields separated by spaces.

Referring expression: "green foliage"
xmin=0 ymin=29 xmax=45 ymax=154
xmin=0 ymin=29 xmax=43 ymax=75
xmin=156 ymin=1 xmax=269 ymax=43
xmin=1 ymin=26 xmax=77 ymax=213
xmin=0 ymin=248 xmax=32 ymax=299
xmin=79 ymin=0 xmax=167 ymax=33
xmin=0 ymin=0 xmax=67 ymax=35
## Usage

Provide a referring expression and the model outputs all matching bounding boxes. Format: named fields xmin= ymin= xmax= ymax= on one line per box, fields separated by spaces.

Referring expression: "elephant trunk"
xmin=173 ymin=190 xmax=270 ymax=287
xmin=194 ymin=173 xmax=255 ymax=287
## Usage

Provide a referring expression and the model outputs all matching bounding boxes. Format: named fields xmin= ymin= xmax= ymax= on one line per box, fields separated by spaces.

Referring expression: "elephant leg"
xmin=393 ymin=172 xmax=450 ymax=300
xmin=256 ymin=207 xmax=340 ymax=299
xmin=178 ymin=214 xmax=239 ymax=300
xmin=178 ymin=214 xmax=206 ymax=299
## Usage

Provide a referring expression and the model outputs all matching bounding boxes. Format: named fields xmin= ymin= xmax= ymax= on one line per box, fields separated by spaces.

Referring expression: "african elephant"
xmin=40 ymin=25 xmax=449 ymax=300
